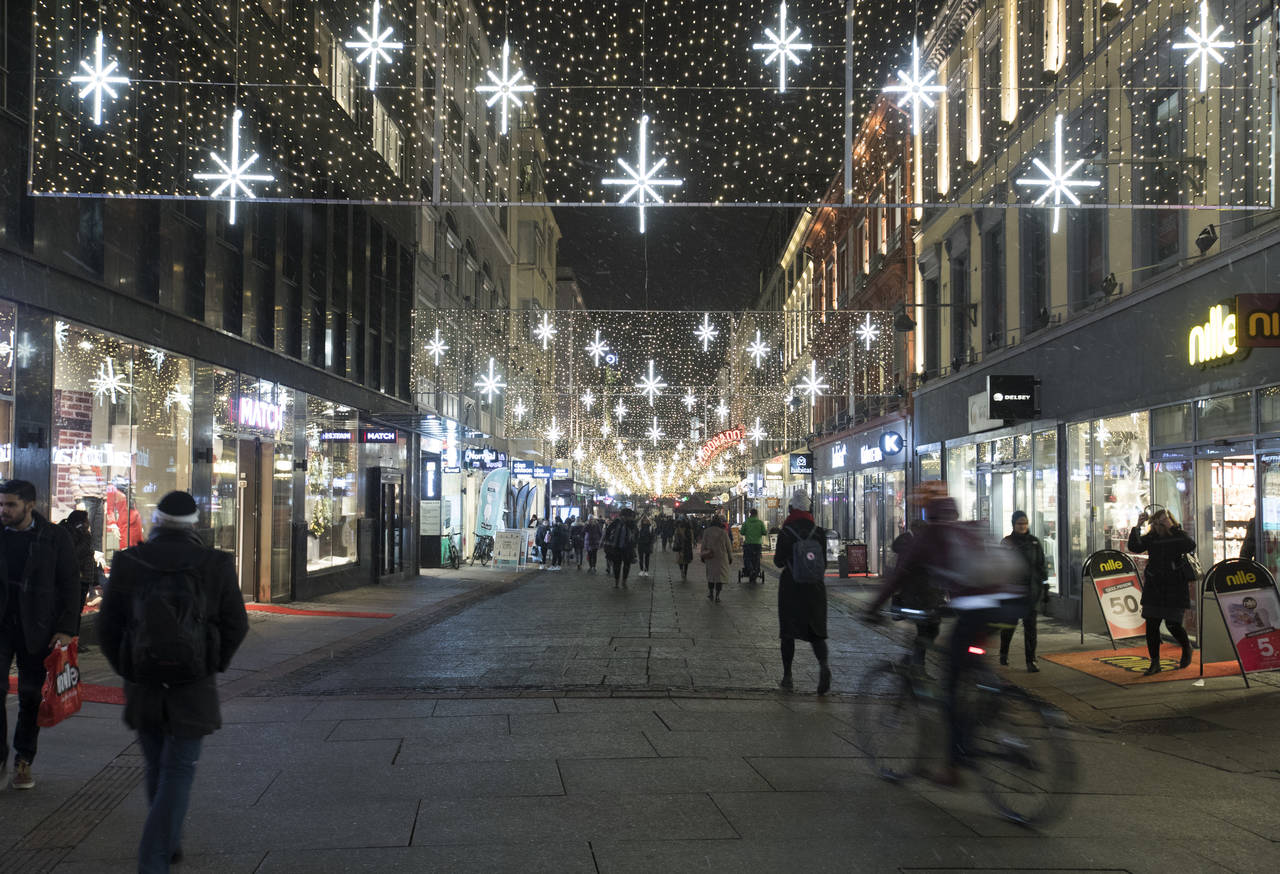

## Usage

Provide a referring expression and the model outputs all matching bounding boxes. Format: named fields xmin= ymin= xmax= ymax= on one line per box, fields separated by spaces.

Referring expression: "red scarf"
xmin=783 ymin=509 xmax=814 ymax=527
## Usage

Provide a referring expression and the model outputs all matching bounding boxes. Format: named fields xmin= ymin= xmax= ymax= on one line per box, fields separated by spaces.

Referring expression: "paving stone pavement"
xmin=4 ymin=548 xmax=1279 ymax=873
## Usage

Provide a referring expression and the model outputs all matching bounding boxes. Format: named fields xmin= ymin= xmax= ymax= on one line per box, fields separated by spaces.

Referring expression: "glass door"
xmin=1198 ymin=457 xmax=1256 ymax=567
xmin=1260 ymin=453 xmax=1280 ymax=580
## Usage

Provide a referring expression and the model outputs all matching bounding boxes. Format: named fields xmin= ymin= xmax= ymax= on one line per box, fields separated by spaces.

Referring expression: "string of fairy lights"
xmin=30 ymin=0 xmax=1274 ymax=216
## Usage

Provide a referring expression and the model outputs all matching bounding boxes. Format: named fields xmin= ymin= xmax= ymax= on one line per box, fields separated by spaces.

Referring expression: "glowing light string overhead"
xmin=602 ymin=115 xmax=683 ymax=233
xmin=70 ymin=31 xmax=128 ymax=126
xmin=533 ymin=312 xmax=557 ymax=349
xmin=796 ymin=361 xmax=828 ymax=406
xmin=585 ymin=330 xmax=610 ymax=366
xmin=855 ymin=313 xmax=880 ymax=350
xmin=746 ymin=330 xmax=770 ymax=367
xmin=752 ymin=1 xmax=812 ymax=93
xmin=425 ymin=328 xmax=449 ymax=365
xmin=646 ymin=417 xmax=665 ymax=446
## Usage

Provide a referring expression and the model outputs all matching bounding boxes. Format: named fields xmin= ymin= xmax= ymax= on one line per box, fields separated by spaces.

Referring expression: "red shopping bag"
xmin=37 ymin=638 xmax=83 ymax=727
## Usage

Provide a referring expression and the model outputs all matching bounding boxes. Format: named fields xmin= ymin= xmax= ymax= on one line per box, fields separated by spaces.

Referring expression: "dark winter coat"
xmin=673 ymin=521 xmax=695 ymax=564
xmin=1002 ymin=530 xmax=1048 ymax=600
xmin=0 ymin=512 xmax=81 ymax=654
xmin=97 ymin=527 xmax=249 ymax=738
xmin=570 ymin=523 xmax=586 ymax=549
xmin=636 ymin=522 xmax=655 ymax=551
xmin=584 ymin=520 xmax=603 ymax=551
xmin=604 ymin=519 xmax=638 ymax=562
xmin=60 ymin=519 xmax=97 ymax=589
xmin=1128 ymin=524 xmax=1196 ymax=622
xmin=773 ymin=511 xmax=828 ymax=641
xmin=550 ymin=523 xmax=570 ymax=551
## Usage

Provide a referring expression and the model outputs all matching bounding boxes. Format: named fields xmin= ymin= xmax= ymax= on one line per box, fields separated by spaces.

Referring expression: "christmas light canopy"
xmin=346 ymin=0 xmax=403 ymax=91
xmin=602 ymin=115 xmax=683 ymax=233
xmin=883 ymin=37 xmax=945 ymax=136
xmin=192 ymin=109 xmax=273 ymax=226
xmin=69 ymin=31 xmax=128 ymax=127
xmin=474 ymin=357 xmax=507 ymax=402
xmin=1015 ymin=114 xmax=1101 ymax=233
xmin=1173 ymin=0 xmax=1233 ymax=94
xmin=477 ymin=39 xmax=535 ymax=136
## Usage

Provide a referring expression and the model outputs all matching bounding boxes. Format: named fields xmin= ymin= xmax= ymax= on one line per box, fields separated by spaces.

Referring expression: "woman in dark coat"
xmin=673 ymin=516 xmax=695 ymax=581
xmin=1128 ymin=508 xmax=1196 ymax=675
xmin=583 ymin=517 xmax=603 ymax=572
xmin=773 ymin=489 xmax=831 ymax=694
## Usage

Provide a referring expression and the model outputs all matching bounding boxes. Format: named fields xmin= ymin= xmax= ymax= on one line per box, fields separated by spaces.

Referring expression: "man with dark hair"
xmin=99 ymin=490 xmax=248 ymax=873
xmin=0 ymin=479 xmax=80 ymax=791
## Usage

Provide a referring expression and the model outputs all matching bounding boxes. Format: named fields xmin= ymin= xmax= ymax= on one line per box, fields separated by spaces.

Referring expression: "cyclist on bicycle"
xmin=739 ymin=508 xmax=767 ymax=582
xmin=866 ymin=496 xmax=1026 ymax=785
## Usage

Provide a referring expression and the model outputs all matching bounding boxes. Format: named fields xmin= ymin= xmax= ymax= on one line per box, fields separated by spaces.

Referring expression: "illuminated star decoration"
xmin=585 ymin=329 xmax=610 ymax=366
xmin=746 ymin=330 xmax=770 ymax=367
xmin=476 ymin=39 xmax=534 ymax=135
xmin=474 ymin=356 xmax=506 ymax=402
xmin=796 ymin=361 xmax=828 ymax=406
xmin=646 ymin=417 xmax=665 ymax=447
xmin=855 ymin=313 xmax=881 ymax=350
xmin=747 ymin=417 xmax=768 ymax=446
xmin=146 ymin=348 xmax=166 ymax=372
xmin=682 ymin=390 xmax=698 ymax=412
xmin=425 ymin=328 xmax=449 ymax=365
xmin=580 ymin=389 xmax=596 ymax=412
xmin=883 ymin=37 xmax=946 ymax=136
xmin=602 ymin=115 xmax=683 ymax=234
xmin=54 ymin=321 xmax=68 ymax=352
xmin=1015 ymin=113 xmax=1101 ymax=233
xmin=545 ymin=416 xmax=564 ymax=445
xmin=635 ymin=359 xmax=668 ymax=406
xmin=572 ymin=444 xmax=586 ymax=463
xmin=512 ymin=398 xmax=527 ymax=422
xmin=346 ymin=0 xmax=402 ymax=90
xmin=752 ymin=1 xmax=812 ymax=93
xmin=694 ymin=313 xmax=720 ymax=352
xmin=715 ymin=399 xmax=730 ymax=423
xmin=15 ymin=338 xmax=34 ymax=366
xmin=532 ymin=312 xmax=557 ymax=350
xmin=70 ymin=31 xmax=129 ymax=126
xmin=193 ymin=108 xmax=273 ymax=225
xmin=613 ymin=399 xmax=629 ymax=421
xmin=165 ymin=386 xmax=192 ymax=413
xmin=1173 ymin=0 xmax=1233 ymax=94
xmin=90 ymin=358 xmax=131 ymax=405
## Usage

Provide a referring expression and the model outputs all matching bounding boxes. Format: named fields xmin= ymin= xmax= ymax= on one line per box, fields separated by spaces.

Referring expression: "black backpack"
xmin=127 ymin=554 xmax=210 ymax=686
xmin=784 ymin=523 xmax=827 ymax=585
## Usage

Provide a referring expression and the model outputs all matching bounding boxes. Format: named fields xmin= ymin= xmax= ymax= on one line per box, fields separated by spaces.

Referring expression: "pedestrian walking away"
xmin=1128 ymin=508 xmax=1196 ymax=675
xmin=636 ymin=516 xmax=655 ymax=576
xmin=584 ymin=517 xmax=603 ymax=572
xmin=773 ymin=489 xmax=831 ymax=694
xmin=999 ymin=510 xmax=1049 ymax=672
xmin=739 ymin=508 xmax=767 ymax=583
xmin=58 ymin=508 xmax=98 ymax=653
xmin=98 ymin=490 xmax=249 ymax=874
xmin=605 ymin=509 xmax=638 ymax=588
xmin=570 ymin=517 xmax=586 ymax=569
xmin=0 ymin=479 xmax=80 ymax=791
xmin=549 ymin=517 xmax=569 ymax=570
xmin=673 ymin=515 xmax=694 ymax=581
xmin=701 ymin=514 xmax=732 ymax=602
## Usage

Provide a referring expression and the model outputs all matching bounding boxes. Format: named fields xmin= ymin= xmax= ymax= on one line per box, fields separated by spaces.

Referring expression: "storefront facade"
xmin=813 ymin=419 xmax=909 ymax=575
xmin=911 ymin=235 xmax=1280 ymax=624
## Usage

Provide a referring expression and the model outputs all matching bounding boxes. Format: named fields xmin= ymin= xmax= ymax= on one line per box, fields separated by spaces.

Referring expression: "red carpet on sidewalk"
xmin=244 ymin=604 xmax=394 ymax=618
xmin=1042 ymin=644 xmax=1242 ymax=686
xmin=8 ymin=677 xmax=125 ymax=705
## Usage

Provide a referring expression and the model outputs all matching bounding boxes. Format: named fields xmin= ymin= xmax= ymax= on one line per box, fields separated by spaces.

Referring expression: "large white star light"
xmin=600 ymin=420 xmax=613 ymax=438
xmin=613 ymin=399 xmax=629 ymax=421
xmin=715 ymin=399 xmax=730 ymax=423
xmin=855 ymin=313 xmax=881 ymax=350
xmin=747 ymin=418 xmax=768 ymax=446
xmin=346 ymin=0 xmax=402 ymax=90
xmin=532 ymin=312 xmax=557 ymax=350
xmin=572 ymin=443 xmax=586 ymax=463
xmin=477 ymin=39 xmax=535 ymax=135
xmin=193 ymin=108 xmax=273 ymax=225
xmin=545 ymin=416 xmax=564 ymax=445
xmin=1174 ymin=1 xmax=1233 ymax=94
xmin=580 ymin=389 xmax=596 ymax=412
xmin=883 ymin=38 xmax=946 ymax=136
xmin=694 ymin=313 xmax=720 ymax=352
xmin=90 ymin=358 xmax=131 ymax=405
xmin=746 ymin=330 xmax=771 ymax=368
xmin=1015 ymin=113 xmax=1101 ymax=232
xmin=70 ymin=31 xmax=129 ymax=126
xmin=425 ymin=328 xmax=449 ymax=365
xmin=585 ymin=329 xmax=610 ymax=366
xmin=512 ymin=398 xmax=527 ymax=422
xmin=796 ymin=360 xmax=829 ymax=406
xmin=602 ymin=115 xmax=683 ymax=233
xmin=474 ymin=357 xmax=506 ymax=402
xmin=682 ymin=390 xmax=698 ymax=412
xmin=647 ymin=417 xmax=665 ymax=447
xmin=753 ymin=2 xmax=812 ymax=93
xmin=635 ymin=359 xmax=668 ymax=406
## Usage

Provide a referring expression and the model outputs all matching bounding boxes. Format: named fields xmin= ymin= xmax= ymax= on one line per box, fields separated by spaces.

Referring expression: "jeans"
xmin=637 ymin=548 xmax=651 ymax=571
xmin=0 ymin=617 xmax=45 ymax=764
xmin=587 ymin=548 xmax=598 ymax=569
xmin=137 ymin=730 xmax=203 ymax=874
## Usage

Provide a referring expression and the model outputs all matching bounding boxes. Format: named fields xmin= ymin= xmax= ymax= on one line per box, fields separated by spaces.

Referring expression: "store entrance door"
xmin=1197 ymin=456 xmax=1256 ymax=568
xmin=369 ymin=467 xmax=404 ymax=577
xmin=860 ymin=473 xmax=884 ymax=575
xmin=979 ymin=466 xmax=1030 ymax=540
xmin=236 ymin=438 xmax=273 ymax=602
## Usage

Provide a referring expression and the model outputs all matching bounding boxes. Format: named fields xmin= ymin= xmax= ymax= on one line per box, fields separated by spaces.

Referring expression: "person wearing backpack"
xmin=773 ymin=489 xmax=831 ymax=694
xmin=98 ymin=491 xmax=248 ymax=874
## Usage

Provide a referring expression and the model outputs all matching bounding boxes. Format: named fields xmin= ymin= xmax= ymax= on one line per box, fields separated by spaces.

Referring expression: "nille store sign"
xmin=1235 ymin=294 xmax=1280 ymax=348
xmin=1188 ymin=303 xmax=1249 ymax=367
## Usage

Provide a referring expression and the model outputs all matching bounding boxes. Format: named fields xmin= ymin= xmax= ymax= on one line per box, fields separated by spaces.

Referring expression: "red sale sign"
xmin=1092 ymin=573 xmax=1147 ymax=640
xmin=1207 ymin=559 xmax=1280 ymax=675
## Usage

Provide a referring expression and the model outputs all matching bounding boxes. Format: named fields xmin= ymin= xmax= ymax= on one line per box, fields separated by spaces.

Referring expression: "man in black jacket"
xmin=999 ymin=510 xmax=1049 ymax=672
xmin=0 ymin=479 xmax=79 ymax=791
xmin=98 ymin=491 xmax=248 ymax=873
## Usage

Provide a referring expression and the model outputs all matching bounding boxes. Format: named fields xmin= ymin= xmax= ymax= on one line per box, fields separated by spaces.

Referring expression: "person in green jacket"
xmin=740 ymin=508 xmax=767 ymax=582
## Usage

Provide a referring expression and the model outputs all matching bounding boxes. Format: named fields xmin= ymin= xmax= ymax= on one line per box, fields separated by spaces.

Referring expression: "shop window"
xmin=306 ymin=396 xmax=359 ymax=571
xmin=946 ymin=443 xmax=978 ymax=520
xmin=1033 ymin=430 xmax=1058 ymax=593
xmin=1262 ymin=387 xmax=1280 ymax=432
xmin=0 ymin=302 xmax=14 ymax=477
xmin=1259 ymin=453 xmax=1280 ymax=581
xmin=1195 ymin=392 xmax=1252 ymax=441
xmin=1151 ymin=402 xmax=1193 ymax=446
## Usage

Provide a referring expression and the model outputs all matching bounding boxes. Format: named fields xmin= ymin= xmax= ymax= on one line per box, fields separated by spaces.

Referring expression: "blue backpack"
xmin=784 ymin=523 xmax=826 ymax=585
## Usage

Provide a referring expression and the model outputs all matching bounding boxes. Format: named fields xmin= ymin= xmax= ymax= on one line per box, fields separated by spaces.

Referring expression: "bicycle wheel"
xmin=970 ymin=686 xmax=1077 ymax=827
xmin=854 ymin=663 xmax=927 ymax=783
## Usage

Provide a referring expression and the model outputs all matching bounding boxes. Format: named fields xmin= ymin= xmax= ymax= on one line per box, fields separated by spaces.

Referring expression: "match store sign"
xmin=1206 ymin=559 xmax=1280 ymax=675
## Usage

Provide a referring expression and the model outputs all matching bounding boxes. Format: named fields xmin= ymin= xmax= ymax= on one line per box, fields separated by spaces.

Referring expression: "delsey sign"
xmin=1188 ymin=302 xmax=1249 ymax=367
xmin=987 ymin=375 xmax=1038 ymax=420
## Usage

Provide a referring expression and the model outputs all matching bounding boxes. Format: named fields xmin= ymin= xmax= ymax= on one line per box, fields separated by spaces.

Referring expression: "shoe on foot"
xmin=817 ymin=666 xmax=832 ymax=695
xmin=714 ymin=596 xmax=721 ymax=603
xmin=707 ymin=591 xmax=714 ymax=600
xmin=1143 ymin=663 xmax=1162 ymax=676
xmin=1179 ymin=648 xmax=1193 ymax=669
xmin=1025 ymin=661 xmax=1040 ymax=673
xmin=779 ymin=675 xmax=793 ymax=691
xmin=999 ymin=654 xmax=1009 ymax=666
xmin=11 ymin=758 xmax=34 ymax=790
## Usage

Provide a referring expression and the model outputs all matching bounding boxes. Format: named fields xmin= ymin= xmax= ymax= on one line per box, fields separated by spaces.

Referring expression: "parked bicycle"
xmin=470 ymin=533 xmax=494 ymax=567
xmin=855 ymin=606 xmax=1076 ymax=827
xmin=442 ymin=531 xmax=461 ymax=570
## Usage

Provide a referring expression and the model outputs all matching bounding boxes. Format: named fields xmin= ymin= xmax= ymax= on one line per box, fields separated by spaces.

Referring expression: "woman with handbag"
xmin=1128 ymin=508 xmax=1197 ymax=675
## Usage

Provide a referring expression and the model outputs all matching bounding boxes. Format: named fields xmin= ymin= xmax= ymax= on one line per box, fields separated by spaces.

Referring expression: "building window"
xmin=981 ymin=219 xmax=1004 ymax=350
xmin=1020 ymin=208 xmax=1049 ymax=333
xmin=924 ymin=275 xmax=940 ymax=376
xmin=371 ymin=98 xmax=403 ymax=177
xmin=305 ymin=397 xmax=359 ymax=571
xmin=949 ymin=252 xmax=969 ymax=367
xmin=331 ymin=40 xmax=356 ymax=118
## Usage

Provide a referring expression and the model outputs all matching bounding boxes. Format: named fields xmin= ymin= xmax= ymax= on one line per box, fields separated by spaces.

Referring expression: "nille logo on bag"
xmin=55 ymin=663 xmax=80 ymax=696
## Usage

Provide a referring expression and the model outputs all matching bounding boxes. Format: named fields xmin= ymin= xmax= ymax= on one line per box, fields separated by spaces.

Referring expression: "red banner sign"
xmin=697 ymin=427 xmax=744 ymax=465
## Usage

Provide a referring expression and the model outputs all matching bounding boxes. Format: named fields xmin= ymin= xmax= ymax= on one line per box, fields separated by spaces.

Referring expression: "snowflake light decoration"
xmin=602 ymin=115 xmax=683 ymax=233
xmin=474 ymin=356 xmax=506 ymax=402
xmin=746 ymin=330 xmax=770 ymax=368
xmin=193 ymin=108 xmax=273 ymax=225
xmin=601 ymin=420 xmax=612 ymax=438
xmin=545 ymin=416 xmax=564 ymax=445
xmin=70 ymin=31 xmax=129 ymax=127
xmin=512 ymin=398 xmax=527 ymax=422
xmin=165 ymin=386 xmax=192 ymax=413
xmin=746 ymin=417 xmax=768 ymax=446
xmin=532 ymin=312 xmax=557 ymax=350
xmin=646 ymin=417 xmax=665 ymax=447
xmin=613 ymin=399 xmax=629 ymax=421
xmin=883 ymin=37 xmax=946 ymax=136
xmin=694 ymin=313 xmax=720 ymax=352
xmin=796 ymin=361 xmax=828 ymax=406
xmin=425 ymin=328 xmax=449 ymax=365
xmin=585 ymin=329 xmax=610 ymax=366
xmin=572 ymin=443 xmax=586 ymax=463
xmin=90 ymin=358 xmax=131 ymax=405
xmin=146 ymin=348 xmax=166 ymax=372
xmin=1015 ymin=113 xmax=1101 ymax=233
xmin=682 ymin=389 xmax=698 ymax=412
xmin=0 ymin=336 xmax=11 ymax=368
xmin=635 ymin=359 xmax=668 ymax=406
xmin=54 ymin=321 xmax=68 ymax=352
xmin=580 ymin=389 xmax=596 ymax=411
xmin=855 ymin=313 xmax=881 ymax=351
xmin=753 ymin=1 xmax=812 ymax=93
xmin=346 ymin=0 xmax=402 ymax=90
xmin=715 ymin=399 xmax=730 ymax=423
xmin=476 ymin=39 xmax=535 ymax=135
xmin=15 ymin=338 xmax=34 ymax=367
xmin=1174 ymin=0 xmax=1233 ymax=94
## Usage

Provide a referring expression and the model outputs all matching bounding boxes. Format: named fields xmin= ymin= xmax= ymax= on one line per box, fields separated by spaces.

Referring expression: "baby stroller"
xmin=738 ymin=542 xmax=764 ymax=584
